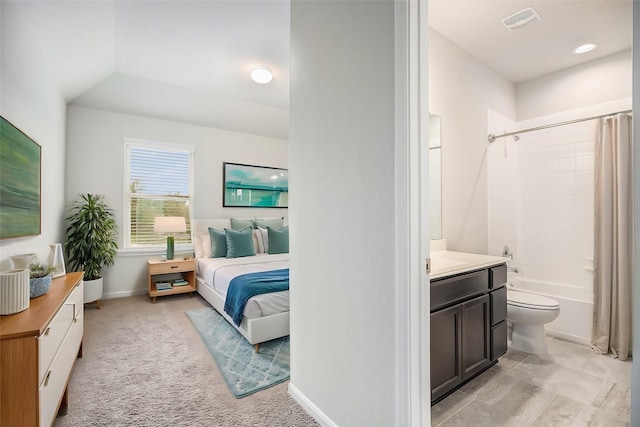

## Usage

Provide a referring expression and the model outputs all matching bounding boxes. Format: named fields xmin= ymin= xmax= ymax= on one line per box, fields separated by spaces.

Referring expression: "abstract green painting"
xmin=0 ymin=116 xmax=41 ymax=239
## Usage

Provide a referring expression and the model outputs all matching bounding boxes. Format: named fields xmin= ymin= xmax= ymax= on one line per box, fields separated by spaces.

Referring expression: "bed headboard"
xmin=192 ymin=217 xmax=288 ymax=235
xmin=192 ymin=218 xmax=232 ymax=235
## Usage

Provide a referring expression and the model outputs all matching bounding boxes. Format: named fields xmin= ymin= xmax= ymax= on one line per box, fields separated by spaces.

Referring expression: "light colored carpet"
xmin=55 ymin=294 xmax=319 ymax=427
xmin=185 ymin=307 xmax=289 ymax=398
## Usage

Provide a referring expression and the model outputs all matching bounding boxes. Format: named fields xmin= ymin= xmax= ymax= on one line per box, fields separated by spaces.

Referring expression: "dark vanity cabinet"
xmin=430 ymin=264 xmax=507 ymax=404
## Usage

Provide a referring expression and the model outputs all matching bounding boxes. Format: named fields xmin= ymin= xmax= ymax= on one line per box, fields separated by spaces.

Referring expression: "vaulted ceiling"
xmin=4 ymin=0 xmax=632 ymax=140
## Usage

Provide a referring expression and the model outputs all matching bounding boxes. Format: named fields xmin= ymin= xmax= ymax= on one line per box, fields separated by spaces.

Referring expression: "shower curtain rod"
xmin=487 ymin=109 xmax=632 ymax=143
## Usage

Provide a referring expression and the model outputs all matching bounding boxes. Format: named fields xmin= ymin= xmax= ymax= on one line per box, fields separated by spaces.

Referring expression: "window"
xmin=124 ymin=139 xmax=194 ymax=248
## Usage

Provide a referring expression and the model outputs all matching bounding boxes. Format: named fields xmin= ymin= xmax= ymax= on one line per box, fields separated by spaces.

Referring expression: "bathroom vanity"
xmin=430 ymin=250 xmax=508 ymax=404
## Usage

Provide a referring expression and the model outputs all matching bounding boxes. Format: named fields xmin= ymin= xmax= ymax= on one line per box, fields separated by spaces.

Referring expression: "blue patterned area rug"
xmin=185 ymin=307 xmax=290 ymax=398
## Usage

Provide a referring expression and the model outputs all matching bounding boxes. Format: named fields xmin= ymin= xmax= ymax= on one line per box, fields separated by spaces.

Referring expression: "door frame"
xmin=394 ymin=0 xmax=430 ymax=425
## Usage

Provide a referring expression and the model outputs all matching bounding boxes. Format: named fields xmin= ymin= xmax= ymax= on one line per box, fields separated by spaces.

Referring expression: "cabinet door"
xmin=461 ymin=294 xmax=490 ymax=380
xmin=430 ymin=304 xmax=462 ymax=403
xmin=491 ymin=320 xmax=507 ymax=361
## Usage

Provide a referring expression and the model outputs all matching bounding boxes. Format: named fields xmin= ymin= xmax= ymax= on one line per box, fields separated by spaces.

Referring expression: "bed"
xmin=192 ymin=218 xmax=289 ymax=352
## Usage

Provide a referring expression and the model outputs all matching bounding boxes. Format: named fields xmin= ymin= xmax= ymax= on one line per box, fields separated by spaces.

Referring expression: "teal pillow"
xmin=208 ymin=228 xmax=227 ymax=258
xmin=230 ymin=218 xmax=255 ymax=231
xmin=254 ymin=217 xmax=284 ymax=230
xmin=268 ymin=226 xmax=289 ymax=254
xmin=225 ymin=227 xmax=256 ymax=258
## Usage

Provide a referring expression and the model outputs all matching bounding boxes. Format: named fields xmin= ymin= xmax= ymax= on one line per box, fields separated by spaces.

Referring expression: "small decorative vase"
xmin=0 ymin=269 xmax=30 ymax=315
xmin=10 ymin=253 xmax=36 ymax=269
xmin=30 ymin=274 xmax=52 ymax=298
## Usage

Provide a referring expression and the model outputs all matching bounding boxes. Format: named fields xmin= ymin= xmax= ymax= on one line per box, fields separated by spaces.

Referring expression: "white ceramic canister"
xmin=0 ymin=269 xmax=30 ymax=315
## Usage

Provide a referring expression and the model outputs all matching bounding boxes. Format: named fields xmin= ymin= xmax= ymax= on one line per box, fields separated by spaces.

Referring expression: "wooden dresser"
xmin=0 ymin=272 xmax=84 ymax=427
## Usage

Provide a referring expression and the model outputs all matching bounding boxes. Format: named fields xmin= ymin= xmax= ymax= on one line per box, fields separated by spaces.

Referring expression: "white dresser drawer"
xmin=38 ymin=305 xmax=73 ymax=384
xmin=39 ymin=302 xmax=83 ymax=427
xmin=38 ymin=281 xmax=83 ymax=386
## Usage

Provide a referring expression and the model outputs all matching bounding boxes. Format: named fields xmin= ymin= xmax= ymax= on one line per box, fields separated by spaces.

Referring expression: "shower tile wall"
xmin=487 ymin=110 xmax=596 ymax=296
xmin=516 ymin=121 xmax=595 ymax=294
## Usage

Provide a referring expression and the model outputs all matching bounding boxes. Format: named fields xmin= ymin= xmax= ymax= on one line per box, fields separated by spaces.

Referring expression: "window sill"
xmin=118 ymin=245 xmax=194 ymax=257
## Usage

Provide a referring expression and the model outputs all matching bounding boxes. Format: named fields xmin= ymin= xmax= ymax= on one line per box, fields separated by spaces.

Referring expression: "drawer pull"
xmin=44 ymin=327 xmax=51 ymax=336
xmin=171 ymin=265 xmax=179 ymax=269
xmin=44 ymin=370 xmax=52 ymax=386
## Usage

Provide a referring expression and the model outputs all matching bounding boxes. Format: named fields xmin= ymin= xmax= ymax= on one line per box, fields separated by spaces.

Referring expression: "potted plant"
xmin=28 ymin=262 xmax=56 ymax=298
xmin=65 ymin=194 xmax=118 ymax=306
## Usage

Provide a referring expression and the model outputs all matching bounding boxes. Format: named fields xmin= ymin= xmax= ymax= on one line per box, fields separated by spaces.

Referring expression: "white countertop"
xmin=430 ymin=250 xmax=509 ymax=279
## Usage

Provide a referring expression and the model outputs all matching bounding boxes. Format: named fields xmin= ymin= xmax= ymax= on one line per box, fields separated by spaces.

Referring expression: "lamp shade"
xmin=153 ymin=216 xmax=187 ymax=233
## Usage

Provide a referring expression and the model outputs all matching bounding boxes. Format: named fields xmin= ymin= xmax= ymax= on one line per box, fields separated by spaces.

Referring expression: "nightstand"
xmin=147 ymin=258 xmax=196 ymax=303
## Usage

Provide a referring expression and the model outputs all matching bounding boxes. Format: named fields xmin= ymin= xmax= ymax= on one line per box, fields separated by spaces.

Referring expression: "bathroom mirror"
xmin=429 ymin=114 xmax=442 ymax=240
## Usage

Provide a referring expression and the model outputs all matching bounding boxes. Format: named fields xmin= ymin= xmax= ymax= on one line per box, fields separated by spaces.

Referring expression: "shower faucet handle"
xmin=502 ymin=245 xmax=513 ymax=260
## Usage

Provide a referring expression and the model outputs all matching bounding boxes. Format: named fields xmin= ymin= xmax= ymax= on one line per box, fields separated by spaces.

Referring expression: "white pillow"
xmin=252 ymin=229 xmax=264 ymax=253
xmin=257 ymin=227 xmax=269 ymax=254
xmin=193 ymin=234 xmax=203 ymax=259
xmin=195 ymin=233 xmax=212 ymax=258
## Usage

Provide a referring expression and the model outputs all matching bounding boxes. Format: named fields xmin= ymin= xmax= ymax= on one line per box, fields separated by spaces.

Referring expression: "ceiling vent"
xmin=501 ymin=7 xmax=542 ymax=31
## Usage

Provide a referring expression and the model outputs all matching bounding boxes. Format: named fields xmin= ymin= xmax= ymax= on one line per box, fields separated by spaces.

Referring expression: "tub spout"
xmin=507 ymin=266 xmax=519 ymax=273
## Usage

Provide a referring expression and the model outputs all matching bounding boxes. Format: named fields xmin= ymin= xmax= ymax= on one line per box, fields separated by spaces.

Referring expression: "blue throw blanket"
xmin=224 ymin=268 xmax=289 ymax=326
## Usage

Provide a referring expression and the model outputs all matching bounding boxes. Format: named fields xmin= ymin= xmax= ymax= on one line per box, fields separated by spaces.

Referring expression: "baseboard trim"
xmin=545 ymin=327 xmax=590 ymax=346
xmin=288 ymin=382 xmax=337 ymax=427
xmin=101 ymin=289 xmax=148 ymax=300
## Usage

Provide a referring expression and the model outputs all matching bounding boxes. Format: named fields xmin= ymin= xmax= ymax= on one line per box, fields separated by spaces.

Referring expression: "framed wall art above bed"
xmin=223 ymin=162 xmax=288 ymax=208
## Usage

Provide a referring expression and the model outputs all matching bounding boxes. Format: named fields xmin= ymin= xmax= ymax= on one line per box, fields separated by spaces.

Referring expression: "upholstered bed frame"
xmin=192 ymin=218 xmax=289 ymax=352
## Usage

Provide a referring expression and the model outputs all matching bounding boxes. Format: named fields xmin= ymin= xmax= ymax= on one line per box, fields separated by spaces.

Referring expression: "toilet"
xmin=506 ymin=289 xmax=560 ymax=354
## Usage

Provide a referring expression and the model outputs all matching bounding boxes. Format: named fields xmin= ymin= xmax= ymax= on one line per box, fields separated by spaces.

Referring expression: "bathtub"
xmin=508 ymin=277 xmax=593 ymax=345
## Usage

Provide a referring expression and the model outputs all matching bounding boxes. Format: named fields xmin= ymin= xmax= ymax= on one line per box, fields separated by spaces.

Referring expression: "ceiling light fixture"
xmin=251 ymin=67 xmax=273 ymax=84
xmin=573 ymin=43 xmax=598 ymax=54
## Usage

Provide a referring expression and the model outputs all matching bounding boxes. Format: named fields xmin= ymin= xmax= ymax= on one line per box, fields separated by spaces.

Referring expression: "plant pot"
xmin=84 ymin=277 xmax=103 ymax=304
xmin=30 ymin=274 xmax=52 ymax=298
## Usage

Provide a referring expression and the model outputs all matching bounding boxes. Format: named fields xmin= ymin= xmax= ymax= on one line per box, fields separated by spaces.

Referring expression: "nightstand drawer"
xmin=148 ymin=261 xmax=194 ymax=275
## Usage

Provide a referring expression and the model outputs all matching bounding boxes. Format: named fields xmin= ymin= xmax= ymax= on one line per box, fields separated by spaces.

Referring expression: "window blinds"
xmin=125 ymin=143 xmax=193 ymax=247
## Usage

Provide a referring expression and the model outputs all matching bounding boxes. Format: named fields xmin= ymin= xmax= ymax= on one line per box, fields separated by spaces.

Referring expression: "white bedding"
xmin=196 ymin=254 xmax=289 ymax=319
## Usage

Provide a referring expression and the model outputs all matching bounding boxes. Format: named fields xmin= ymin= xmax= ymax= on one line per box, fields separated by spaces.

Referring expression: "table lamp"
xmin=154 ymin=216 xmax=187 ymax=260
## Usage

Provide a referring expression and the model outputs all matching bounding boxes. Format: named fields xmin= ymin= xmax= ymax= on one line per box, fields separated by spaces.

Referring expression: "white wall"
xmin=428 ymin=28 xmax=516 ymax=253
xmin=65 ymin=106 xmax=288 ymax=298
xmin=516 ymin=50 xmax=632 ymax=121
xmin=289 ymin=1 xmax=398 ymax=425
xmin=487 ymin=110 xmax=518 ymax=260
xmin=0 ymin=2 xmax=68 ymax=271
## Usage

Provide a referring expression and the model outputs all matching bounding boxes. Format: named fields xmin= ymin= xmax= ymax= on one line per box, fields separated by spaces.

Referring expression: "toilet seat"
xmin=507 ymin=289 xmax=560 ymax=311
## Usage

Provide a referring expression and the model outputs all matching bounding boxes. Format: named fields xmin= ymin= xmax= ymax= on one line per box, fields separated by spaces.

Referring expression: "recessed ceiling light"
xmin=574 ymin=43 xmax=598 ymax=54
xmin=251 ymin=67 xmax=273 ymax=84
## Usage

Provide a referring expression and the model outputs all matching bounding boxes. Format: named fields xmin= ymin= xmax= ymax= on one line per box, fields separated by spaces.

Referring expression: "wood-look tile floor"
xmin=432 ymin=337 xmax=632 ymax=426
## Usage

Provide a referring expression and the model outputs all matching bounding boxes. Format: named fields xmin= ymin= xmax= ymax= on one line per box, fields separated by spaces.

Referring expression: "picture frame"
xmin=223 ymin=162 xmax=288 ymax=208
xmin=0 ymin=116 xmax=42 ymax=239
xmin=49 ymin=243 xmax=66 ymax=278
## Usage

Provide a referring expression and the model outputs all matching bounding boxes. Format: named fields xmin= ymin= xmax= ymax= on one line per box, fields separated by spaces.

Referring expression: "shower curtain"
xmin=591 ymin=113 xmax=633 ymax=360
